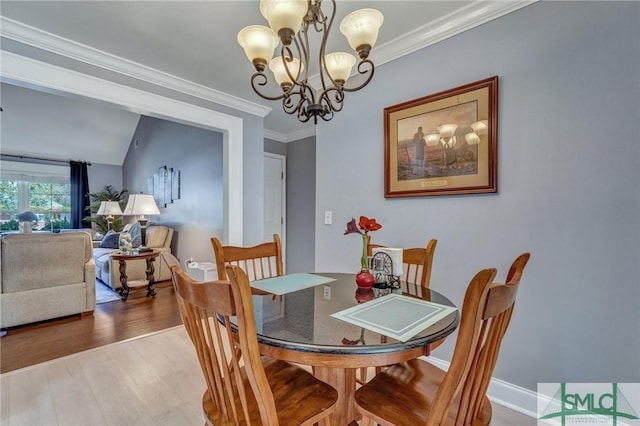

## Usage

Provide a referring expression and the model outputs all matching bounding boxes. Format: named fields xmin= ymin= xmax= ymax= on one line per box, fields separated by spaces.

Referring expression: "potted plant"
xmin=84 ymin=185 xmax=128 ymax=234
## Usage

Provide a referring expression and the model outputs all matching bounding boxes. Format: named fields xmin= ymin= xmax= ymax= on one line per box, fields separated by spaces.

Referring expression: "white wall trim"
xmin=0 ymin=51 xmax=243 ymax=246
xmin=424 ymin=355 xmax=538 ymax=419
xmin=0 ymin=3 xmax=534 ymax=144
xmin=264 ymin=127 xmax=315 ymax=143
xmin=0 ymin=16 xmax=271 ymax=119
xmin=309 ymin=0 xmax=536 ymax=89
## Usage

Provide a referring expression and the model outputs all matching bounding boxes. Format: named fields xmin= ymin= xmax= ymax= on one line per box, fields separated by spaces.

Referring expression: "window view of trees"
xmin=0 ymin=180 xmax=71 ymax=231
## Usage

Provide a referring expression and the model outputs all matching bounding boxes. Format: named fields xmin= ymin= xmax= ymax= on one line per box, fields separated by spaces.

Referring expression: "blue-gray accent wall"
xmin=315 ymin=0 xmax=639 ymax=393
xmin=122 ymin=116 xmax=224 ymax=264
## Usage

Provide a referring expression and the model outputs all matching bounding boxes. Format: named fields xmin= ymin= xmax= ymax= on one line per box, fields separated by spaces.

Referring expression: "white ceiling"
xmin=0 ymin=1 xmax=534 ymax=165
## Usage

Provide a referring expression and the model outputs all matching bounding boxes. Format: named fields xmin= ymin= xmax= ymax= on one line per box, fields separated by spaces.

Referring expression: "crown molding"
xmin=264 ymin=126 xmax=315 ymax=143
xmin=372 ymin=0 xmax=537 ymax=66
xmin=309 ymin=0 xmax=537 ymax=89
xmin=0 ymin=16 xmax=271 ymax=118
xmin=1 ymin=50 xmax=244 ymax=245
xmin=1 ymin=2 xmax=536 ymax=141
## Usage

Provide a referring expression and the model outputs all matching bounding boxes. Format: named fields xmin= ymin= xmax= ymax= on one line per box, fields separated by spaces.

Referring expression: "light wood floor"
xmin=1 ymin=282 xmax=182 ymax=374
xmin=1 ymin=325 xmax=535 ymax=426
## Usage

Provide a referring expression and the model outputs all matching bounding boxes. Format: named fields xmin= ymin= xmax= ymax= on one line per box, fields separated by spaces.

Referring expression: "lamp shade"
xmin=325 ymin=52 xmax=356 ymax=84
xmin=260 ymin=0 xmax=308 ymax=38
xmin=269 ymin=56 xmax=303 ymax=87
xmin=437 ymin=124 xmax=458 ymax=139
xmin=426 ymin=132 xmax=441 ymax=147
xmin=96 ymin=201 xmax=123 ymax=216
xmin=237 ymin=25 xmax=279 ymax=65
xmin=465 ymin=132 xmax=481 ymax=145
xmin=470 ymin=120 xmax=489 ymax=135
xmin=340 ymin=8 xmax=384 ymax=52
xmin=123 ymin=194 xmax=160 ymax=217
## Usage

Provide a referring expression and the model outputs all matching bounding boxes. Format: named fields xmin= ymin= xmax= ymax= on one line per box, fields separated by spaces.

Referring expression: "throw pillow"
xmin=100 ymin=231 xmax=120 ymax=249
xmin=128 ymin=221 xmax=142 ymax=247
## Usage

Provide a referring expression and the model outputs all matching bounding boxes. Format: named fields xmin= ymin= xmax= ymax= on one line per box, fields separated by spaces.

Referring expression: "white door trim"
xmin=264 ymin=152 xmax=286 ymax=268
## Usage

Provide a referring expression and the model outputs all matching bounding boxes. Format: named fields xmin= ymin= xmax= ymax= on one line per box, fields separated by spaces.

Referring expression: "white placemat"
xmin=250 ymin=273 xmax=336 ymax=295
xmin=331 ymin=293 xmax=457 ymax=342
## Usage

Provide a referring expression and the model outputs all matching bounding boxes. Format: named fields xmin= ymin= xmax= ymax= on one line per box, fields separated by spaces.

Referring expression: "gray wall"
xmin=264 ymin=138 xmax=287 ymax=156
xmin=315 ymin=1 xmax=639 ymax=391
xmin=263 ymin=136 xmax=317 ymax=273
xmin=286 ymin=136 xmax=316 ymax=273
xmin=122 ymin=116 xmax=224 ymax=264
xmin=88 ymin=163 xmax=122 ymax=196
xmin=2 ymin=35 xmax=268 ymax=248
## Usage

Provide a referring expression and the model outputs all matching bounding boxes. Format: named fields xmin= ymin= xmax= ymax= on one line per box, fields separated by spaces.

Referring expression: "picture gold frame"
xmin=384 ymin=76 xmax=498 ymax=197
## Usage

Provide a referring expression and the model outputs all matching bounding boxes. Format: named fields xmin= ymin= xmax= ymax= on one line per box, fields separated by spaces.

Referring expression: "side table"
xmin=110 ymin=250 xmax=160 ymax=301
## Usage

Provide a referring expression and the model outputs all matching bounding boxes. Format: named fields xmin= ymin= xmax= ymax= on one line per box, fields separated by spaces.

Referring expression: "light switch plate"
xmin=324 ymin=210 xmax=332 ymax=225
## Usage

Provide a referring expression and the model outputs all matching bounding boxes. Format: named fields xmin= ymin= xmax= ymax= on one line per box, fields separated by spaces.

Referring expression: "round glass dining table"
xmin=242 ymin=272 xmax=460 ymax=425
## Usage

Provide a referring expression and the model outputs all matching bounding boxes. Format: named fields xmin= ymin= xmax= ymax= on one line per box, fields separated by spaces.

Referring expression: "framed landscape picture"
xmin=384 ymin=76 xmax=498 ymax=197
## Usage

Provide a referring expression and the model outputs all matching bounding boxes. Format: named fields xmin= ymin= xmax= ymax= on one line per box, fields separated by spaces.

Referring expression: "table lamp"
xmin=96 ymin=201 xmax=123 ymax=231
xmin=123 ymin=193 xmax=160 ymax=251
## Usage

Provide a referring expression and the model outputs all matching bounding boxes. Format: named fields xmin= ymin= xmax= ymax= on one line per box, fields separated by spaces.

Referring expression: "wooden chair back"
xmin=211 ymin=234 xmax=283 ymax=281
xmin=430 ymin=253 xmax=530 ymax=425
xmin=169 ymin=264 xmax=279 ymax=425
xmin=367 ymin=236 xmax=438 ymax=289
xmin=355 ymin=253 xmax=530 ymax=425
xmin=166 ymin=260 xmax=337 ymax=425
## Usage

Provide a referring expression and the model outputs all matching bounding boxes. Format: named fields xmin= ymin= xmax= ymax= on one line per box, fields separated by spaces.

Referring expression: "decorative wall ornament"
xmin=148 ymin=166 xmax=181 ymax=208
xmin=384 ymin=76 xmax=498 ymax=197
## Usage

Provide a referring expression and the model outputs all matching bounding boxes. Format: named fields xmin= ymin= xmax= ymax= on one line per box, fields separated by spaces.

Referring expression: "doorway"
xmin=264 ymin=153 xmax=286 ymax=269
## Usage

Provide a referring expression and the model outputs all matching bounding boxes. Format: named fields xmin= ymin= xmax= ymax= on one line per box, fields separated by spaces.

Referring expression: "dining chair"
xmin=354 ymin=253 xmax=530 ymax=426
xmin=167 ymin=261 xmax=338 ymax=425
xmin=211 ymin=234 xmax=283 ymax=281
xmin=367 ymin=237 xmax=438 ymax=290
xmin=359 ymin=237 xmax=438 ymax=383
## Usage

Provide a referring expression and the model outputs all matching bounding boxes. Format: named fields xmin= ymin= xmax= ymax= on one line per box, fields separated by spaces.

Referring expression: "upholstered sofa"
xmin=93 ymin=225 xmax=174 ymax=289
xmin=0 ymin=232 xmax=96 ymax=329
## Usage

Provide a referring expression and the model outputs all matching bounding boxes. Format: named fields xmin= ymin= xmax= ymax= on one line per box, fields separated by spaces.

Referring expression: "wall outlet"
xmin=323 ymin=285 xmax=331 ymax=300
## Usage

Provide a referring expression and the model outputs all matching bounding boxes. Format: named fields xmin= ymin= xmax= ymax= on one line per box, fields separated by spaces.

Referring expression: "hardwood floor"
xmin=0 ymin=281 xmax=182 ymax=374
xmin=1 ymin=281 xmax=534 ymax=425
xmin=1 ymin=326 xmax=535 ymax=426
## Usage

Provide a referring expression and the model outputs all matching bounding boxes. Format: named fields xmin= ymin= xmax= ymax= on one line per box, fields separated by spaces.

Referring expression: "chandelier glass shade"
xmin=237 ymin=0 xmax=383 ymax=124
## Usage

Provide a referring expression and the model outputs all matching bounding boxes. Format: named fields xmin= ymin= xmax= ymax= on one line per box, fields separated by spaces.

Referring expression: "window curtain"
xmin=70 ymin=161 xmax=90 ymax=229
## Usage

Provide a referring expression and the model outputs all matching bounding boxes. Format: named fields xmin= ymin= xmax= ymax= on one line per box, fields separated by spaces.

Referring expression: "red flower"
xmin=358 ymin=216 xmax=382 ymax=234
xmin=344 ymin=217 xmax=361 ymax=236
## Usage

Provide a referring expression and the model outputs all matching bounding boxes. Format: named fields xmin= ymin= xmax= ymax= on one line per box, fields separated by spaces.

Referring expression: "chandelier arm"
xmin=320 ymin=110 xmax=334 ymax=122
xmin=250 ymin=72 xmax=286 ymax=101
xmin=317 ymin=0 xmax=337 ymax=91
xmin=294 ymin=27 xmax=311 ymax=85
xmin=341 ymin=59 xmax=376 ymax=93
xmin=319 ymin=87 xmax=345 ymax=113
xmin=281 ymin=87 xmax=310 ymax=117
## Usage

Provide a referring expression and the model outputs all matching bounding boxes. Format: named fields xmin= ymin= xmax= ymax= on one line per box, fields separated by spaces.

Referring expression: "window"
xmin=0 ymin=161 xmax=71 ymax=231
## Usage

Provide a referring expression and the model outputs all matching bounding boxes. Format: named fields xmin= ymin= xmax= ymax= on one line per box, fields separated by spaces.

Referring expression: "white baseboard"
xmin=422 ymin=356 xmax=538 ymax=419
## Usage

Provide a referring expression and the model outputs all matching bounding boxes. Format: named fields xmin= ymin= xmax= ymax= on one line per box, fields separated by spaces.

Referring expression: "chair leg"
xmin=360 ymin=416 xmax=375 ymax=426
xmin=358 ymin=367 xmax=369 ymax=384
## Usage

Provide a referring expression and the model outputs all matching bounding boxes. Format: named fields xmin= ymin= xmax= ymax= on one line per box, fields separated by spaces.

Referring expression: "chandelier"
xmin=237 ymin=0 xmax=383 ymax=124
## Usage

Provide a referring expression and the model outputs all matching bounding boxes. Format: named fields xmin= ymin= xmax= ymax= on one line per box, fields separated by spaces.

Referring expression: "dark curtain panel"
xmin=70 ymin=161 xmax=90 ymax=229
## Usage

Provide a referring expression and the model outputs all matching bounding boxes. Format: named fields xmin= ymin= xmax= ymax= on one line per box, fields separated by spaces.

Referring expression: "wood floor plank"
xmin=45 ymin=361 xmax=108 ymax=426
xmin=1 ymin=283 xmax=182 ymax=374
xmin=1 ymin=326 xmax=534 ymax=425
xmin=0 ymin=283 xmax=535 ymax=426
xmin=7 ymin=367 xmax=56 ymax=426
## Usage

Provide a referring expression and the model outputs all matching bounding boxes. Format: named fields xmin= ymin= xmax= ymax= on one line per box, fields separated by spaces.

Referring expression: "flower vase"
xmin=355 ymin=234 xmax=375 ymax=288
xmin=19 ymin=221 xmax=32 ymax=233
xmin=119 ymin=232 xmax=133 ymax=254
